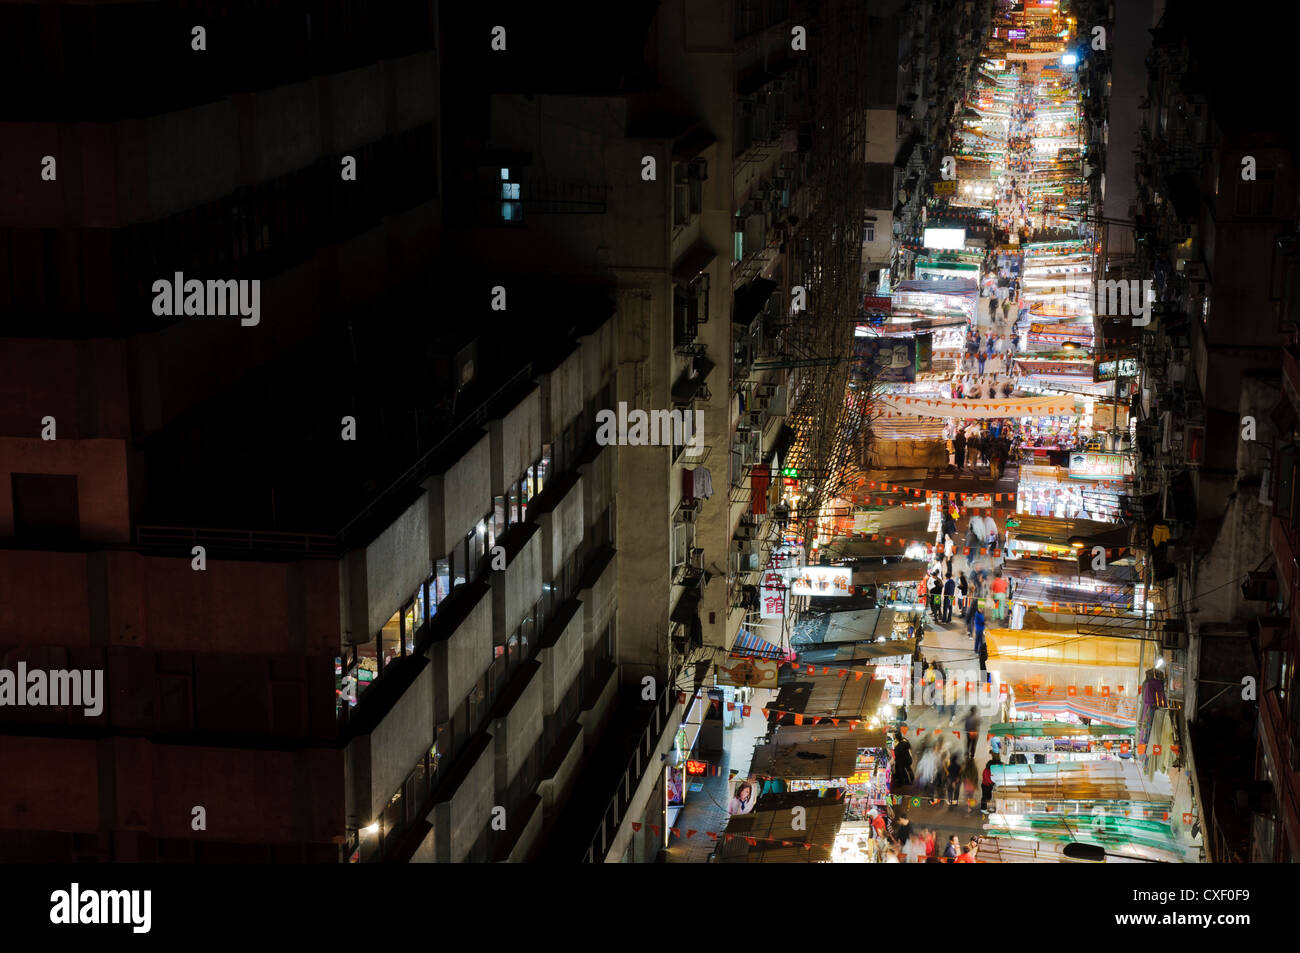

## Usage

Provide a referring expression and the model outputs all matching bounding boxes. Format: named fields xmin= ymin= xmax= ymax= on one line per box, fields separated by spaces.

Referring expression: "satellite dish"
xmin=1063 ymin=842 xmax=1105 ymax=862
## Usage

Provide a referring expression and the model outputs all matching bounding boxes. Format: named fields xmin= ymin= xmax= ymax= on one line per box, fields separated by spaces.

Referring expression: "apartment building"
xmin=1130 ymin=5 xmax=1299 ymax=862
xmin=0 ymin=0 xmax=625 ymax=864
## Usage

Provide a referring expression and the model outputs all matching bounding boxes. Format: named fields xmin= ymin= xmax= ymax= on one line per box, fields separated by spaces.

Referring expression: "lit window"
xmin=501 ymin=167 xmax=510 ymax=180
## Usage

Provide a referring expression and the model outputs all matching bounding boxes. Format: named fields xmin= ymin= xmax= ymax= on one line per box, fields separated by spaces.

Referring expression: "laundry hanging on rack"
xmin=693 ymin=466 xmax=714 ymax=500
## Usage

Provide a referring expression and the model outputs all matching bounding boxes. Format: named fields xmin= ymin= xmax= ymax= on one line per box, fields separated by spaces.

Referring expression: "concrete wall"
xmin=539 ymin=606 xmax=585 ymax=718
xmin=495 ymin=664 xmax=543 ymax=787
xmin=0 ymin=338 xmax=131 ymax=440
xmin=547 ymin=346 xmax=586 ymax=442
xmin=491 ymin=386 xmax=542 ymax=494
xmin=0 ymin=735 xmax=344 ymax=845
xmin=435 ymin=736 xmax=494 ymax=862
xmin=434 ymin=589 xmax=493 ymax=723
xmin=362 ymin=492 xmax=430 ymax=637
xmin=427 ymin=431 xmax=491 ymax=557
xmin=364 ymin=662 xmax=435 ymax=822
xmin=582 ymin=443 xmax=615 ymax=529
xmin=497 ymin=530 xmax=543 ymax=639
xmin=0 ymin=437 xmax=130 ymax=543
xmin=581 ymin=538 xmax=618 ymax=658
xmin=541 ymin=475 xmax=586 ymax=580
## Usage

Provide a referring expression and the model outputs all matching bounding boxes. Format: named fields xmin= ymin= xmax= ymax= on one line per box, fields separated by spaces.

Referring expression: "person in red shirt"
xmin=923 ymin=827 xmax=936 ymax=860
xmin=955 ymin=840 xmax=978 ymax=863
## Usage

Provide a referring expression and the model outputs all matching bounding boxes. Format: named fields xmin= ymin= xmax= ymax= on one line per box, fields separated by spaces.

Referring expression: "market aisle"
xmin=664 ymin=687 xmax=774 ymax=862
xmin=889 ymin=607 xmax=997 ymax=854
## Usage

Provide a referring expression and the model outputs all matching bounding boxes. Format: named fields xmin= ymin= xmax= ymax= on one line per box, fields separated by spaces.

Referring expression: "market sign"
xmin=862 ymin=294 xmax=893 ymax=314
xmin=853 ymin=336 xmax=916 ymax=383
xmin=787 ymin=566 xmax=852 ymax=597
xmin=1068 ymin=451 xmax=1134 ymax=480
xmin=923 ymin=227 xmax=966 ymax=250
xmin=716 ymin=655 xmax=780 ymax=688
xmin=1096 ymin=357 xmax=1138 ymax=381
xmin=933 ymin=180 xmax=957 ymax=197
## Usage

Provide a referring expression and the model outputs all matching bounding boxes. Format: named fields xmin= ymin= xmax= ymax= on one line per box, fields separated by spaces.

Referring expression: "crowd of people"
xmin=877 ymin=720 xmax=1000 ymax=863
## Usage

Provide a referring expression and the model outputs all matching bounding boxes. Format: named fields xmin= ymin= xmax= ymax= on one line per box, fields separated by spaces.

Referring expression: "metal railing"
xmin=582 ymin=684 xmax=680 ymax=863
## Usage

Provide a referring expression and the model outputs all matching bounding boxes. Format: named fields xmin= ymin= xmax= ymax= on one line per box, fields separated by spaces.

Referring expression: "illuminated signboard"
xmin=1068 ymin=451 xmax=1134 ymax=480
xmin=923 ymin=227 xmax=967 ymax=250
xmin=685 ymin=760 xmax=708 ymax=776
xmin=1096 ymin=357 xmax=1138 ymax=381
xmin=1008 ymin=29 xmax=1027 ymax=39
xmin=787 ymin=566 xmax=852 ymax=597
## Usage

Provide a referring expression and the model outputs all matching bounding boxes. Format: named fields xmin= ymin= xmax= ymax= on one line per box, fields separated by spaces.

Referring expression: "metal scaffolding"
xmin=779 ymin=0 xmax=871 ymax=547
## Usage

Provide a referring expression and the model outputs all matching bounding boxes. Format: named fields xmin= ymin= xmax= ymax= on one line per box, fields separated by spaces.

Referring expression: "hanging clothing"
xmin=681 ymin=468 xmax=695 ymax=506
xmin=694 ymin=466 xmax=714 ymax=500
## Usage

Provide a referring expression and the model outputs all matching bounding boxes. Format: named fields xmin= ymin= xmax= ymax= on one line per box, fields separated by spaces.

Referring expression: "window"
xmin=500 ymin=167 xmax=522 ymax=221
xmin=435 ymin=557 xmax=451 ymax=603
xmin=538 ymin=446 xmax=553 ymax=492
xmin=380 ymin=609 xmax=402 ymax=671
xmin=403 ymin=598 xmax=420 ymax=654
xmin=671 ymin=518 xmax=694 ymax=569
xmin=864 ymin=222 xmax=876 ymax=243
xmin=493 ymin=495 xmax=507 ymax=542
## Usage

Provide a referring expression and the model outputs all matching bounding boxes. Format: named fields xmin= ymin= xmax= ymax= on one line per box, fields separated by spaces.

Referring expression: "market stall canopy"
xmin=878 ymin=393 xmax=1079 ymax=419
xmin=850 ymin=559 xmax=928 ymax=584
xmin=749 ymin=738 xmax=868 ymax=780
xmin=767 ymin=723 xmax=889 ymax=748
xmin=716 ymin=791 xmax=845 ymax=862
xmin=771 ymin=672 xmax=885 ymax=723
xmin=1008 ymin=518 xmax=1131 ymax=555
xmin=989 ymin=721 xmax=1135 ymax=738
xmin=894 ymin=278 xmax=978 ymax=296
xmin=986 ymin=629 xmax=1141 ymax=667
xmin=818 ymin=607 xmax=904 ymax=644
xmin=1002 ymin=557 xmax=1137 ymax=585
xmin=798 ymin=638 xmax=917 ymax=665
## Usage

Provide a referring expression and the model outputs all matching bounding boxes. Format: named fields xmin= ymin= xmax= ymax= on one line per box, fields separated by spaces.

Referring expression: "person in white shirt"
xmin=967 ymin=512 xmax=987 ymax=553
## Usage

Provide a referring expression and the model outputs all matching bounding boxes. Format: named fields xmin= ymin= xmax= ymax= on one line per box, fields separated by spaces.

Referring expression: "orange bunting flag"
xmin=850 ymin=719 xmax=859 ymax=729
xmin=854 ymin=671 xmax=864 ymax=681
xmin=761 ymin=708 xmax=770 ymax=718
xmin=837 ymin=669 xmax=848 ymax=679
xmin=794 ymin=714 xmax=804 ymax=725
